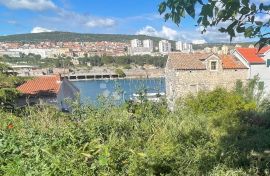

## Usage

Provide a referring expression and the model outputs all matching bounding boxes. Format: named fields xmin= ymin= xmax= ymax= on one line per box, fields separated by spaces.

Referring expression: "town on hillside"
xmin=1 ymin=35 xmax=270 ymax=110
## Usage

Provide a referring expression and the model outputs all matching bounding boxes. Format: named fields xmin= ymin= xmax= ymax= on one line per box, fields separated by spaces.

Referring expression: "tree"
xmin=115 ymin=68 xmax=126 ymax=77
xmin=159 ymin=0 xmax=270 ymax=49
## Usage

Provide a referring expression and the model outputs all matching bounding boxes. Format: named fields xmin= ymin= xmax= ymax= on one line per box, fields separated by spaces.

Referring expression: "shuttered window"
xmin=267 ymin=59 xmax=270 ymax=67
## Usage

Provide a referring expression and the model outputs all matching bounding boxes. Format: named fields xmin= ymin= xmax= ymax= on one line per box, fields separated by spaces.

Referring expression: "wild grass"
xmin=1 ymin=86 xmax=270 ymax=175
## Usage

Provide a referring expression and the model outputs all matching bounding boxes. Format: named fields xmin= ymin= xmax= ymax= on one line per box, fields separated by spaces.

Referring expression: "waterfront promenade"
xmin=61 ymin=68 xmax=165 ymax=81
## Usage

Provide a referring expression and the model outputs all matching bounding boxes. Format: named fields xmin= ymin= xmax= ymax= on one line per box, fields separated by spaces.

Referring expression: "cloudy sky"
xmin=0 ymin=0 xmax=269 ymax=43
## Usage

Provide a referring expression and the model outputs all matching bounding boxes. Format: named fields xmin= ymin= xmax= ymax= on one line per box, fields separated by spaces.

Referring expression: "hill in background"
xmin=0 ymin=31 xmax=173 ymax=45
xmin=0 ymin=31 xmax=254 ymax=50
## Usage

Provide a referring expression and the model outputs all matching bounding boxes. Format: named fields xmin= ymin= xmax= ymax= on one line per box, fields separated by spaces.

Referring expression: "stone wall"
xmin=165 ymin=65 xmax=249 ymax=109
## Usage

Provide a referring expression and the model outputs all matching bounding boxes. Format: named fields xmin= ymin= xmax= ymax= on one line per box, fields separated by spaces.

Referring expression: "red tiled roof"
xmin=167 ymin=53 xmax=211 ymax=70
xmin=258 ymin=46 xmax=270 ymax=54
xmin=236 ymin=48 xmax=265 ymax=64
xmin=167 ymin=53 xmax=247 ymax=70
xmin=221 ymin=55 xmax=248 ymax=69
xmin=17 ymin=75 xmax=61 ymax=95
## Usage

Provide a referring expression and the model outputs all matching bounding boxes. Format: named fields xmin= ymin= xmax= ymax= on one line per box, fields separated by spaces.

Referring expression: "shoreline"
xmin=68 ymin=76 xmax=165 ymax=82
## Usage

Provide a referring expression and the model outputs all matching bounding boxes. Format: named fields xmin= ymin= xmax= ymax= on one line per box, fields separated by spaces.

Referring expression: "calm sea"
xmin=72 ymin=78 xmax=165 ymax=104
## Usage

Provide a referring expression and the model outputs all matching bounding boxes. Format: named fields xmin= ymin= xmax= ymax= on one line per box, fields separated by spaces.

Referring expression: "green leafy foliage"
xmin=0 ymin=65 xmax=28 ymax=111
xmin=159 ymin=0 xmax=270 ymax=48
xmin=1 ymin=84 xmax=270 ymax=175
xmin=0 ymin=31 xmax=175 ymax=46
xmin=78 ymin=55 xmax=168 ymax=68
xmin=115 ymin=68 xmax=126 ymax=77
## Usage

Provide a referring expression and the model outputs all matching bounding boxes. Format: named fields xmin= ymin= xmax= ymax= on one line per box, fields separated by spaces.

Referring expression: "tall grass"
xmin=1 ymin=87 xmax=270 ymax=175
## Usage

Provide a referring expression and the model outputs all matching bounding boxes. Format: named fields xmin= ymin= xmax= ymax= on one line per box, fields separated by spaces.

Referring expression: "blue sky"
xmin=0 ymin=0 xmax=268 ymax=43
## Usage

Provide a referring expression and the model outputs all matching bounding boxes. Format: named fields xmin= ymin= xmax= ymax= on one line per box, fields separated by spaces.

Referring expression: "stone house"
xmin=17 ymin=75 xmax=79 ymax=111
xmin=165 ymin=53 xmax=248 ymax=108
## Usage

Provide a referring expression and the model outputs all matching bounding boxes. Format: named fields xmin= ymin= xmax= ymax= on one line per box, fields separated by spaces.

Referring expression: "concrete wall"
xmin=250 ymin=64 xmax=270 ymax=94
xmin=57 ymin=78 xmax=80 ymax=111
xmin=233 ymin=50 xmax=270 ymax=94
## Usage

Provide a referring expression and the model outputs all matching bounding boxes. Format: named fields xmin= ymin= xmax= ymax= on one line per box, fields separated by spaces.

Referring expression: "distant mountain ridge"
xmin=0 ymin=31 xmax=173 ymax=43
xmin=0 ymin=31 xmax=254 ymax=50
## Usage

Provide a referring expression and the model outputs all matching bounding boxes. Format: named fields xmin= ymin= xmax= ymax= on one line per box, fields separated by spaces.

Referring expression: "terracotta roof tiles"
xmin=167 ymin=53 xmax=248 ymax=70
xmin=167 ymin=53 xmax=210 ymax=70
xmin=17 ymin=75 xmax=61 ymax=95
xmin=221 ymin=55 xmax=247 ymax=69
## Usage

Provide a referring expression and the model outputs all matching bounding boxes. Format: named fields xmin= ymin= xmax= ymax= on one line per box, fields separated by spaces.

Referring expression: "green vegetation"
xmin=1 ymin=77 xmax=270 ymax=175
xmin=1 ymin=54 xmax=73 ymax=69
xmin=0 ymin=32 xmax=175 ymax=48
xmin=115 ymin=68 xmax=126 ymax=77
xmin=0 ymin=64 xmax=28 ymax=111
xmin=158 ymin=0 xmax=270 ymax=48
xmin=1 ymin=54 xmax=167 ymax=69
xmin=78 ymin=55 xmax=168 ymax=68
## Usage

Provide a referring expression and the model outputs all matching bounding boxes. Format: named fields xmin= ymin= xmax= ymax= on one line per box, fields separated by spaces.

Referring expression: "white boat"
xmin=131 ymin=92 xmax=165 ymax=102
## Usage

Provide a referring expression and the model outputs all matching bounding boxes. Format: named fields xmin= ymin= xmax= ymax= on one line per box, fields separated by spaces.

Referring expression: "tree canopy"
xmin=159 ymin=0 xmax=270 ymax=48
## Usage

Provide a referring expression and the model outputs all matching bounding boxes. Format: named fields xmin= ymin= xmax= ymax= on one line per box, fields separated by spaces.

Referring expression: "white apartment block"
xmin=130 ymin=39 xmax=142 ymax=48
xmin=175 ymin=41 xmax=192 ymax=53
xmin=176 ymin=41 xmax=183 ymax=51
xmin=159 ymin=40 xmax=171 ymax=54
xmin=129 ymin=39 xmax=154 ymax=56
xmin=143 ymin=39 xmax=153 ymax=52
xmin=221 ymin=45 xmax=229 ymax=55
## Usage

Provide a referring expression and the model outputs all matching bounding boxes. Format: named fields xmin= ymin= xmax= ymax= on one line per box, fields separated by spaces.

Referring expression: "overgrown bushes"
xmin=1 ymin=86 xmax=270 ymax=175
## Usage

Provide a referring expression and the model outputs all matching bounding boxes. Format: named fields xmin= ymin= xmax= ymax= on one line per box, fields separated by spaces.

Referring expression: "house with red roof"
xmin=17 ymin=75 xmax=79 ymax=111
xmin=165 ymin=53 xmax=249 ymax=108
xmin=233 ymin=46 xmax=270 ymax=93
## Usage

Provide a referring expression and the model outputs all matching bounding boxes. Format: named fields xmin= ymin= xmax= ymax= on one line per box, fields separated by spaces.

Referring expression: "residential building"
xmin=221 ymin=45 xmax=229 ymax=55
xmin=143 ymin=39 xmax=154 ymax=52
xmin=176 ymin=41 xmax=183 ymax=51
xmin=159 ymin=40 xmax=171 ymax=54
xmin=232 ymin=46 xmax=270 ymax=94
xmin=212 ymin=47 xmax=219 ymax=54
xmin=129 ymin=39 xmax=154 ymax=56
xmin=131 ymin=39 xmax=142 ymax=48
xmin=182 ymin=43 xmax=193 ymax=53
xmin=165 ymin=53 xmax=248 ymax=108
xmin=16 ymin=75 xmax=79 ymax=111
xmin=204 ymin=47 xmax=212 ymax=53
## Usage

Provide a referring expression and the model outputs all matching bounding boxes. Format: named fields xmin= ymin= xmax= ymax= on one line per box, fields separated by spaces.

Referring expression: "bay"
xmin=72 ymin=78 xmax=165 ymax=104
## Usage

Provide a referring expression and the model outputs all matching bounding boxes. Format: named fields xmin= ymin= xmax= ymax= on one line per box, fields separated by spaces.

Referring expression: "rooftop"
xmin=167 ymin=53 xmax=247 ymax=70
xmin=236 ymin=48 xmax=266 ymax=64
xmin=17 ymin=75 xmax=61 ymax=95
xmin=167 ymin=53 xmax=211 ymax=70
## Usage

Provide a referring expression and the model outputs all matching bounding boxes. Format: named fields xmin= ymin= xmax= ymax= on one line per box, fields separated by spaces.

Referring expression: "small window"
xmin=267 ymin=59 xmax=270 ymax=67
xmin=210 ymin=61 xmax=218 ymax=71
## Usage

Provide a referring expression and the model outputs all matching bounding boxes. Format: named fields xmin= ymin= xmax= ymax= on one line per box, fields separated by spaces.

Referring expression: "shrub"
xmin=115 ymin=68 xmax=126 ymax=78
xmin=1 ymin=88 xmax=270 ymax=175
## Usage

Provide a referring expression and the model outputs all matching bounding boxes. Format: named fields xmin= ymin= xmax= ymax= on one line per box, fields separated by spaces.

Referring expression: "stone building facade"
xmin=165 ymin=53 xmax=249 ymax=108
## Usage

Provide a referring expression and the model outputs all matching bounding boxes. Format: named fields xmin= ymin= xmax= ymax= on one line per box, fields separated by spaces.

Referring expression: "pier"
xmin=61 ymin=72 xmax=120 ymax=81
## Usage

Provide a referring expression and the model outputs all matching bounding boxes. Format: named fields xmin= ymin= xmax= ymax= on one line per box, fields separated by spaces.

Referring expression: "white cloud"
xmin=31 ymin=26 xmax=54 ymax=33
xmin=85 ymin=18 xmax=116 ymax=28
xmin=136 ymin=26 xmax=179 ymax=40
xmin=0 ymin=0 xmax=57 ymax=11
xmin=46 ymin=9 xmax=117 ymax=29
xmin=136 ymin=25 xmax=255 ymax=43
xmin=7 ymin=20 xmax=17 ymax=25
xmin=136 ymin=25 xmax=205 ymax=42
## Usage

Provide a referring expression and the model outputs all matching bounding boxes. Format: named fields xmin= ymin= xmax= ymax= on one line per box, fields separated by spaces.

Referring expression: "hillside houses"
xmin=165 ymin=53 xmax=248 ymax=108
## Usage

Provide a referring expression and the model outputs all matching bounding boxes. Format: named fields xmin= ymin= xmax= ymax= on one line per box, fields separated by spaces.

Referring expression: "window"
xmin=189 ymin=84 xmax=198 ymax=93
xmin=267 ymin=59 xmax=270 ymax=67
xmin=210 ymin=61 xmax=218 ymax=71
